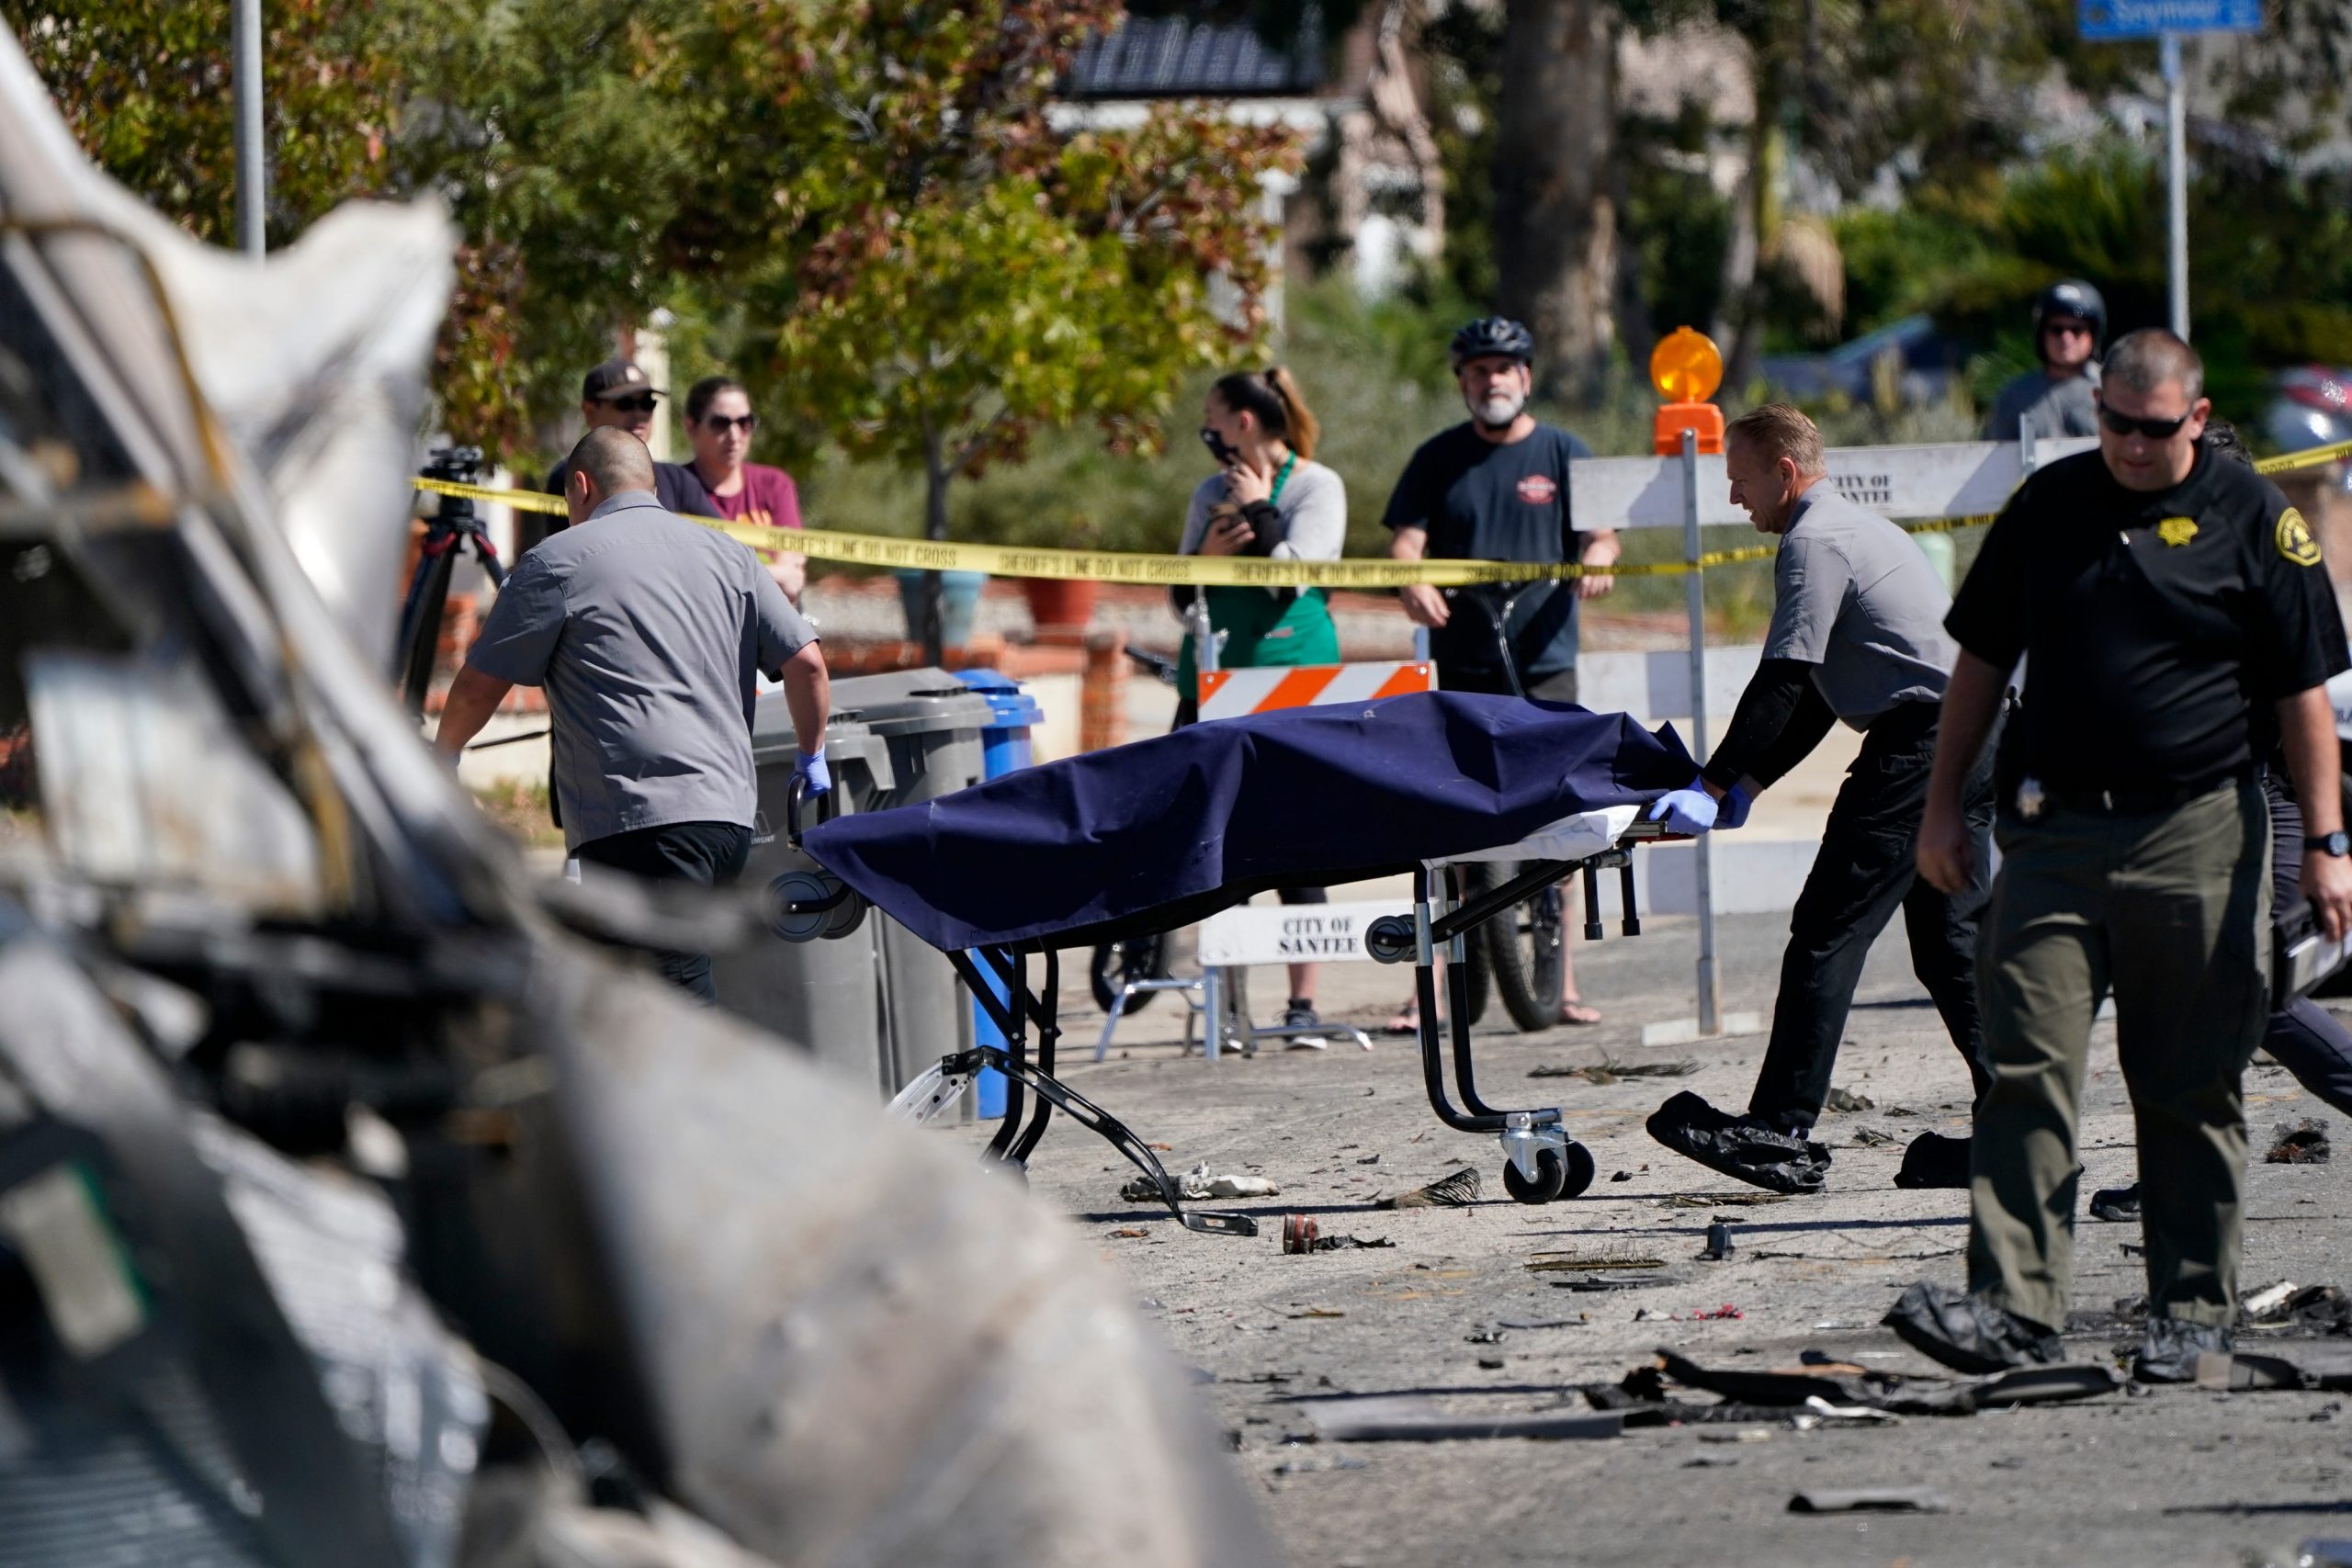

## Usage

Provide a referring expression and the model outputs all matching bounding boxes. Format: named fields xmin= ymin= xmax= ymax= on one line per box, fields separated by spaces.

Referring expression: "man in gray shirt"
xmin=436 ymin=427 xmax=831 ymax=999
xmin=1983 ymin=279 xmax=2104 ymax=443
xmin=1642 ymin=405 xmax=1996 ymax=1195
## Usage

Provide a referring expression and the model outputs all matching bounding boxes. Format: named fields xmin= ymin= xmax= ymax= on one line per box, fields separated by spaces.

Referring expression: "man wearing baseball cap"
xmin=527 ymin=359 xmax=714 ymax=552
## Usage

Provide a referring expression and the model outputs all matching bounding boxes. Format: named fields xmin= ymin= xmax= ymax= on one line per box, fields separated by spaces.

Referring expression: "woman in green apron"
xmin=1171 ymin=367 xmax=1348 ymax=1038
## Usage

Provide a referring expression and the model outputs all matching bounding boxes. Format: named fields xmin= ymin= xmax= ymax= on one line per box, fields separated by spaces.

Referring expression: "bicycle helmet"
xmin=1450 ymin=316 xmax=1536 ymax=371
xmin=2031 ymin=280 xmax=2108 ymax=356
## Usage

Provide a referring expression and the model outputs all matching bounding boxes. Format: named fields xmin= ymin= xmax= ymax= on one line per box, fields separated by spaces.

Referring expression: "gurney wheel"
xmin=1557 ymin=1141 xmax=1597 ymax=1200
xmin=1502 ymin=1150 xmax=1567 ymax=1204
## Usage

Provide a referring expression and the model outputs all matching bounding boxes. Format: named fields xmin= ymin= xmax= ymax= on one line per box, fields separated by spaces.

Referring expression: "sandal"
xmin=1381 ymin=997 xmax=1423 ymax=1035
xmin=1559 ymin=998 xmax=1603 ymax=1026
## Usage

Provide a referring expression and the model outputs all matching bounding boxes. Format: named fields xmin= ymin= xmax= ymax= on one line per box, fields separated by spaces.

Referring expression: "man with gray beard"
xmin=1382 ymin=315 xmax=1621 ymax=1026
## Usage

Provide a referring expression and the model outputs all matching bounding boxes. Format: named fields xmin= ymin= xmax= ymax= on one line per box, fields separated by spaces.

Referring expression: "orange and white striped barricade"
xmin=1195 ymin=660 xmax=1435 ymax=723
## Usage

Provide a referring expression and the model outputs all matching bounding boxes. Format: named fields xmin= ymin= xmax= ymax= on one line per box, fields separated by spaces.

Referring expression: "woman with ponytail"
xmin=1173 ymin=366 xmax=1348 ymax=1040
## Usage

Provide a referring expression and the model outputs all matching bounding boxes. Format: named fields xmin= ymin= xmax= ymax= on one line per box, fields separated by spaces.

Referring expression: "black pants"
xmin=573 ymin=820 xmax=752 ymax=1002
xmin=2261 ymin=781 xmax=2352 ymax=1114
xmin=1747 ymin=702 xmax=1996 ymax=1132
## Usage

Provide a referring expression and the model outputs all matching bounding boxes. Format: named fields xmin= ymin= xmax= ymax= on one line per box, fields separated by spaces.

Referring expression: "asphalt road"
xmin=956 ymin=909 xmax=2352 ymax=1568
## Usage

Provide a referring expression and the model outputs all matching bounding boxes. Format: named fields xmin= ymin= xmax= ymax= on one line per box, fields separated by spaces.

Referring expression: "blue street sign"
xmin=2078 ymin=0 xmax=2260 ymax=39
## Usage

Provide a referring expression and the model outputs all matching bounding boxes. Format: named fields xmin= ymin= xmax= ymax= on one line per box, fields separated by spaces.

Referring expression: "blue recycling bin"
xmin=956 ymin=669 xmax=1046 ymax=1118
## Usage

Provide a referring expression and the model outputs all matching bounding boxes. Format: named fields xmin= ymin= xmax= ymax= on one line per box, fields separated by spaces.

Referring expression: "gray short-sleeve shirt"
xmin=466 ymin=491 xmax=817 ymax=850
xmin=1762 ymin=488 xmax=1956 ymax=728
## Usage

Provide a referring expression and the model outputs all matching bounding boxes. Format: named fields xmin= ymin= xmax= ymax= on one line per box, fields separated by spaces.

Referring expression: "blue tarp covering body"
xmin=803 ymin=693 xmax=1696 ymax=953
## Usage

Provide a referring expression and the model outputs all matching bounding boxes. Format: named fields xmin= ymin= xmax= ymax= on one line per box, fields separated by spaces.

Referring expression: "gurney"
xmin=776 ymin=693 xmax=1697 ymax=1236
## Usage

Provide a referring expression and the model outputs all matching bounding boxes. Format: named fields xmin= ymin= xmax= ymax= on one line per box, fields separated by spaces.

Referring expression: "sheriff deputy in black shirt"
xmin=1886 ymin=329 xmax=2352 ymax=1385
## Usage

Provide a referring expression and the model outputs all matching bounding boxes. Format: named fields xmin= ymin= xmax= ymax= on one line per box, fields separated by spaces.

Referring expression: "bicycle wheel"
xmin=1090 ymin=932 xmax=1170 ymax=1015
xmin=1487 ymin=862 xmax=1568 ymax=1032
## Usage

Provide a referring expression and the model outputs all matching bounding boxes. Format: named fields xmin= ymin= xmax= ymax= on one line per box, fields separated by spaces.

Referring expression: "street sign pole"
xmin=2163 ymin=30 xmax=2188 ymax=338
xmin=1680 ymin=428 xmax=1720 ymax=1039
xmin=232 ymin=0 xmax=266 ymax=256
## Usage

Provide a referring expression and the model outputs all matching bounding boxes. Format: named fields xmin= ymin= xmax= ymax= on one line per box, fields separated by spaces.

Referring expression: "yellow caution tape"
xmin=2259 ymin=436 xmax=2352 ymax=474
xmin=413 ymin=433 xmax=2352 ymax=590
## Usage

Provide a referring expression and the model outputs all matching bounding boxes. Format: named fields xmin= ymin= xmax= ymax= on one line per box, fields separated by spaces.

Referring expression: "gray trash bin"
xmin=829 ymin=669 xmax=994 ymax=1093
xmin=713 ymin=701 xmax=895 ymax=1092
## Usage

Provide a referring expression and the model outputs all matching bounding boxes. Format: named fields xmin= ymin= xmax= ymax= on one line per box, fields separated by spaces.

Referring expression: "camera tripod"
xmin=395 ymin=447 xmax=506 ymax=717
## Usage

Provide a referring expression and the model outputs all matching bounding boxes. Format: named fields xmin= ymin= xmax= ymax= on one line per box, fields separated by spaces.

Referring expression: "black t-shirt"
xmin=1947 ymin=447 xmax=2348 ymax=795
xmin=530 ymin=458 xmax=714 ymax=550
xmin=1381 ymin=423 xmax=1594 ymax=679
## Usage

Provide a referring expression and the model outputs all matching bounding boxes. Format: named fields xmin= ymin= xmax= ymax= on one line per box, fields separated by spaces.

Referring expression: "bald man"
xmin=437 ymin=427 xmax=831 ymax=999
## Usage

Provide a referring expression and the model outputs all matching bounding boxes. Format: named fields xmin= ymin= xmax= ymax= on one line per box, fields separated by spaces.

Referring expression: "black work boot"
xmin=2133 ymin=1316 xmax=2232 ymax=1383
xmin=1893 ymin=1131 xmax=1973 ymax=1190
xmin=1883 ymin=1281 xmax=2064 ymax=1374
xmin=2088 ymin=1182 xmax=2142 ymax=1222
xmin=1646 ymin=1091 xmax=1832 ymax=1195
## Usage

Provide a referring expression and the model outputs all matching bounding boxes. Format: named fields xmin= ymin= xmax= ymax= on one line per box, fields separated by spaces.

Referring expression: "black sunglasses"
xmin=703 ymin=413 xmax=756 ymax=433
xmin=604 ymin=393 xmax=659 ymax=414
xmin=2098 ymin=405 xmax=2191 ymax=441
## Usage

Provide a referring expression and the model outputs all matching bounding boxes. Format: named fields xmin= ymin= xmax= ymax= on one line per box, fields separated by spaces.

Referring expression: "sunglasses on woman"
xmin=702 ymin=413 xmax=756 ymax=434
xmin=2098 ymin=405 xmax=2191 ymax=440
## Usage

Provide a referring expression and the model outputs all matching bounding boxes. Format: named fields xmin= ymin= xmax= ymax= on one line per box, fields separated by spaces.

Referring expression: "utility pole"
xmin=2162 ymin=32 xmax=2188 ymax=338
xmin=232 ymin=0 xmax=266 ymax=256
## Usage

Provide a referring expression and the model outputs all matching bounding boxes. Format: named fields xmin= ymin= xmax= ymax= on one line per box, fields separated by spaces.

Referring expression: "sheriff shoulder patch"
xmin=2278 ymin=506 xmax=2323 ymax=568
xmin=2157 ymin=516 xmax=2198 ymax=547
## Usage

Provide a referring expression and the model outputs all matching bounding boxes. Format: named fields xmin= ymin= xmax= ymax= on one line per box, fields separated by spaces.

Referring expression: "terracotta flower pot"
xmin=1021 ymin=576 xmax=1100 ymax=634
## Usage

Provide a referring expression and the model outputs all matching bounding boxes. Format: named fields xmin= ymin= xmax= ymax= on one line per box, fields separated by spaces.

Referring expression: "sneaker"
xmin=1893 ymin=1131 xmax=1973 ymax=1190
xmin=1279 ymin=1004 xmax=1329 ymax=1050
xmin=2133 ymin=1315 xmax=2231 ymax=1383
xmin=1883 ymin=1280 xmax=2064 ymax=1374
xmin=2088 ymin=1183 xmax=2142 ymax=1222
xmin=1646 ymin=1090 xmax=1832 ymax=1195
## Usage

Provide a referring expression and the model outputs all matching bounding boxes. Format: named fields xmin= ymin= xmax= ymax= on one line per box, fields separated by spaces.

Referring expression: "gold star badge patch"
xmin=2278 ymin=506 xmax=2324 ymax=567
xmin=2157 ymin=516 xmax=2198 ymax=547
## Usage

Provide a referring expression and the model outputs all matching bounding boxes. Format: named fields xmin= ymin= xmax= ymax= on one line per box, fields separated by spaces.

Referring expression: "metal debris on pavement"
xmin=1525 ymin=1250 xmax=1668 ymax=1272
xmin=1788 ymin=1488 xmax=1951 ymax=1515
xmin=1374 ymin=1168 xmax=1483 ymax=1209
xmin=1824 ymin=1088 xmax=1876 ymax=1112
xmin=1692 ymin=1303 xmax=1744 ymax=1320
xmin=1529 ymin=1056 xmax=1701 ymax=1083
xmin=2267 ymin=1118 xmax=2334 ymax=1165
xmin=1121 ymin=1163 xmax=1281 ymax=1201
xmin=1297 ymin=1398 xmax=1624 ymax=1444
xmin=1658 ymin=1191 xmax=1792 ymax=1209
xmin=1306 ymin=1234 xmax=1396 ymax=1253
xmin=1283 ymin=1214 xmax=1320 ymax=1253
xmin=1700 ymin=1222 xmax=1736 ymax=1261
xmin=2246 ymin=1280 xmax=2300 ymax=1318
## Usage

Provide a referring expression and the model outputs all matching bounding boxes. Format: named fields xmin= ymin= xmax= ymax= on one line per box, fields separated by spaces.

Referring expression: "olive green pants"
xmin=1968 ymin=780 xmax=2270 ymax=1330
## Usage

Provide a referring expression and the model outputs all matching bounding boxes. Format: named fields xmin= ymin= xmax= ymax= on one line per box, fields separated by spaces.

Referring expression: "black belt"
xmin=2017 ymin=770 xmax=2254 ymax=818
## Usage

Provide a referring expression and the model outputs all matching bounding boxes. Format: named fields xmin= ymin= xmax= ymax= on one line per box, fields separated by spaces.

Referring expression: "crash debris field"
xmin=985 ymin=911 xmax=2352 ymax=1568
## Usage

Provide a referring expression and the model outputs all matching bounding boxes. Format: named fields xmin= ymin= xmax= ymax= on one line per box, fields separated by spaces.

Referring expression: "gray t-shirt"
xmin=1762 ymin=488 xmax=1956 ymax=728
xmin=1984 ymin=367 xmax=2099 ymax=442
xmin=1179 ymin=457 xmax=1348 ymax=570
xmin=466 ymin=491 xmax=818 ymax=850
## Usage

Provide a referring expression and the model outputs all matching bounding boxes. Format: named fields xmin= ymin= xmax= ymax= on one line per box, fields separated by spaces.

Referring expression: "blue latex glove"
xmin=797 ymin=748 xmax=831 ymax=797
xmin=1716 ymin=784 xmax=1754 ymax=830
xmin=1647 ymin=780 xmax=1718 ymax=836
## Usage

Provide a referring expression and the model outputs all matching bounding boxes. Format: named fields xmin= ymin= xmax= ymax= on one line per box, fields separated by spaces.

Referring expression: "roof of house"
xmin=1065 ymin=7 xmax=1327 ymax=100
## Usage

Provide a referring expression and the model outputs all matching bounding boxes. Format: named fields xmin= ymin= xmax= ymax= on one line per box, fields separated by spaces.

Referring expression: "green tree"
xmin=7 ymin=0 xmax=707 ymax=458
xmin=670 ymin=0 xmax=1300 ymax=659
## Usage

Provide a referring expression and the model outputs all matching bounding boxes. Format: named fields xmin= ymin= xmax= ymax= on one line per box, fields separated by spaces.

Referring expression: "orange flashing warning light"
xmin=1651 ymin=326 xmax=1725 ymax=456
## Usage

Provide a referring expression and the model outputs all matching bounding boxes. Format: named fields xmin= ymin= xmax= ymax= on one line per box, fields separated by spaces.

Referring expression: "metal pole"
xmin=232 ymin=0 xmax=266 ymax=256
xmin=2163 ymin=31 xmax=2188 ymax=339
xmin=1680 ymin=429 xmax=1720 ymax=1037
xmin=1189 ymin=594 xmax=1225 ymax=1060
